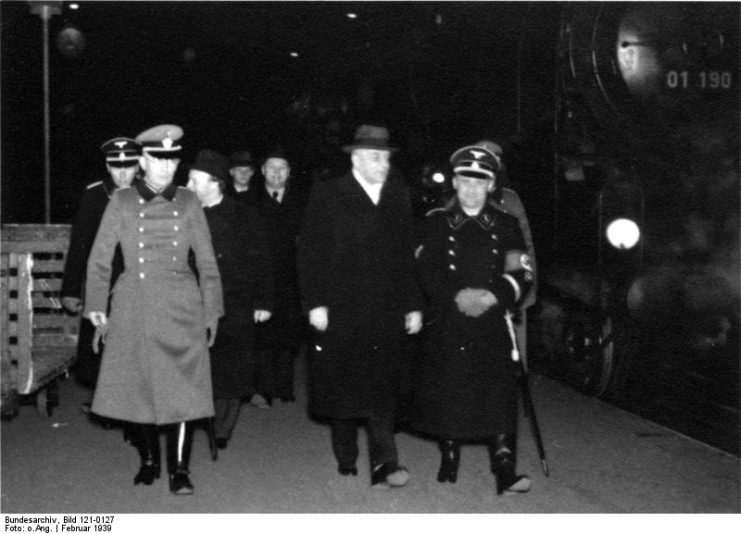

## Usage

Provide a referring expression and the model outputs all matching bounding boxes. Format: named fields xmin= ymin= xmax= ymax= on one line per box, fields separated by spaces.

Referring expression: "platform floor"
xmin=1 ymin=353 xmax=739 ymax=517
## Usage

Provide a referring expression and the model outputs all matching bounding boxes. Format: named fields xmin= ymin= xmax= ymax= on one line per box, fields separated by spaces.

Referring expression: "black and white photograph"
xmin=1 ymin=0 xmax=738 ymax=524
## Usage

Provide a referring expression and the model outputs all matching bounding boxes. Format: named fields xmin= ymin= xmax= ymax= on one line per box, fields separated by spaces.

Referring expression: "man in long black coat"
xmin=297 ymin=125 xmax=423 ymax=489
xmin=61 ymin=137 xmax=140 ymax=407
xmin=250 ymin=148 xmax=309 ymax=406
xmin=187 ymin=149 xmax=274 ymax=448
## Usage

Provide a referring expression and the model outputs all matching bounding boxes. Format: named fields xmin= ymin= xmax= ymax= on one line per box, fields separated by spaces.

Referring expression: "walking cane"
xmin=505 ymin=311 xmax=550 ymax=476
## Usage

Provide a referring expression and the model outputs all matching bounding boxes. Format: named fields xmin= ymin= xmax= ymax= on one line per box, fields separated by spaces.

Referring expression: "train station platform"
xmin=2 ymin=354 xmax=739 ymax=520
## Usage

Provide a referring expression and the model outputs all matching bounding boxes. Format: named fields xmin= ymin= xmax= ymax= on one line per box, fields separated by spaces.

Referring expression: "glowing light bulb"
xmin=606 ymin=218 xmax=640 ymax=249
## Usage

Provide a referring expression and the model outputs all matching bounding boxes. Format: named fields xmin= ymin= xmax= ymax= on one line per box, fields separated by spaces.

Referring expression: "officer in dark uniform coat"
xmin=62 ymin=137 xmax=140 ymax=396
xmin=187 ymin=149 xmax=274 ymax=448
xmin=297 ymin=125 xmax=423 ymax=489
xmin=411 ymin=145 xmax=534 ymax=494
xmin=250 ymin=148 xmax=309 ymax=405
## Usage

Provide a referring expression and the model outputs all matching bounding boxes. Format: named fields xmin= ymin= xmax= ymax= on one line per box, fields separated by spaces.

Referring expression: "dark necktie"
xmin=272 ymin=191 xmax=279 ymax=203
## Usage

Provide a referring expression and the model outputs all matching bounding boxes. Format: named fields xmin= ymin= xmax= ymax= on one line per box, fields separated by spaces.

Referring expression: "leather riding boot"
xmin=166 ymin=422 xmax=194 ymax=495
xmin=133 ymin=424 xmax=160 ymax=486
xmin=489 ymin=433 xmax=531 ymax=495
xmin=437 ymin=440 xmax=460 ymax=483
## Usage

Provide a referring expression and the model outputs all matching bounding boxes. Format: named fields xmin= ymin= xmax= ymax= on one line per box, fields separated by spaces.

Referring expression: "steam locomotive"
xmin=514 ymin=2 xmax=739 ymax=451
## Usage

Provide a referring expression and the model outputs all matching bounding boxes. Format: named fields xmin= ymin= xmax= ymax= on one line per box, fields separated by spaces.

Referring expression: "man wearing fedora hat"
xmin=409 ymin=145 xmax=534 ymax=494
xmin=187 ymin=149 xmax=274 ymax=449
xmin=62 ymin=136 xmax=141 ymax=416
xmin=297 ymin=124 xmax=423 ymax=489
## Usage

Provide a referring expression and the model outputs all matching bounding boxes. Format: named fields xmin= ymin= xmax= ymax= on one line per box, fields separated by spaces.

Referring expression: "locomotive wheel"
xmin=562 ymin=316 xmax=623 ymax=398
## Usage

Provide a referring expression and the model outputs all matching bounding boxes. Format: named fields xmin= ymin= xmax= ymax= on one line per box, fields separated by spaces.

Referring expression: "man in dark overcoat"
xmin=62 ymin=137 xmax=140 ymax=410
xmin=187 ymin=149 xmax=274 ymax=449
xmin=250 ymin=148 xmax=309 ymax=406
xmin=297 ymin=125 xmax=423 ymax=489
xmin=410 ymin=145 xmax=534 ymax=494
xmin=225 ymin=150 xmax=260 ymax=204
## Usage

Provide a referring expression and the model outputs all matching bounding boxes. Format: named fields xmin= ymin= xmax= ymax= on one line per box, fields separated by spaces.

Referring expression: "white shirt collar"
xmin=266 ymin=186 xmax=284 ymax=202
xmin=352 ymin=169 xmax=382 ymax=205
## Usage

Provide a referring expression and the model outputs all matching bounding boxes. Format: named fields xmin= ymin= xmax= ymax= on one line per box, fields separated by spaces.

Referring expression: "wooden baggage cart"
xmin=1 ymin=224 xmax=78 ymax=418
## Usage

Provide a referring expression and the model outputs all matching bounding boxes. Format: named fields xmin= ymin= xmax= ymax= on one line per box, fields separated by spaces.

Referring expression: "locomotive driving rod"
xmin=505 ymin=311 xmax=550 ymax=477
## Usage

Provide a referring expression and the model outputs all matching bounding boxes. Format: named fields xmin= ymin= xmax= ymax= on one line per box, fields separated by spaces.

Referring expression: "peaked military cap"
xmin=135 ymin=124 xmax=183 ymax=158
xmin=100 ymin=137 xmax=140 ymax=167
xmin=450 ymin=145 xmax=501 ymax=179
xmin=475 ymin=139 xmax=504 ymax=158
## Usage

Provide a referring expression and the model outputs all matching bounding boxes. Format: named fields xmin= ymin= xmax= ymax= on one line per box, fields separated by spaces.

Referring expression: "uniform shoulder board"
xmin=425 ymin=207 xmax=446 ymax=217
xmin=86 ymin=180 xmax=103 ymax=190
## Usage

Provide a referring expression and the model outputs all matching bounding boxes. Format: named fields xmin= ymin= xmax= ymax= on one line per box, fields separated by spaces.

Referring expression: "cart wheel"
xmin=36 ymin=388 xmax=50 ymax=417
xmin=47 ymin=380 xmax=60 ymax=408
xmin=1 ymin=390 xmax=20 ymax=421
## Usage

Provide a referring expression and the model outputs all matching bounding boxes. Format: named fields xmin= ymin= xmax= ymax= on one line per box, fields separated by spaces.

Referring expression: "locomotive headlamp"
xmin=598 ymin=173 xmax=644 ymax=275
xmin=605 ymin=218 xmax=641 ymax=249
xmin=431 ymin=172 xmax=445 ymax=184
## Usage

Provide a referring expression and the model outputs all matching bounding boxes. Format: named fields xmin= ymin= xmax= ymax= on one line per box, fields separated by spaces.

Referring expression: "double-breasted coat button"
xmin=449 ymin=264 xmax=456 ymax=271
xmin=139 ymin=199 xmax=144 ymax=205
xmin=139 ymin=212 xmax=144 ymax=218
xmin=448 ymin=249 xmax=455 ymax=256
xmin=139 ymin=242 xmax=144 ymax=249
xmin=139 ymin=273 xmax=145 ymax=279
xmin=174 ymin=225 xmax=179 ymax=231
xmin=139 ymin=257 xmax=144 ymax=264
xmin=448 ymin=235 xmax=455 ymax=242
xmin=173 ymin=211 xmax=178 ymax=216
xmin=173 ymin=241 xmax=178 ymax=247
xmin=139 ymin=227 xmax=144 ymax=233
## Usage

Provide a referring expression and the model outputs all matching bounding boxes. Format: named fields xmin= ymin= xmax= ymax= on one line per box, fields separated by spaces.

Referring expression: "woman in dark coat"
xmin=411 ymin=145 xmax=534 ymax=494
xmin=84 ymin=126 xmax=223 ymax=495
xmin=187 ymin=149 xmax=274 ymax=449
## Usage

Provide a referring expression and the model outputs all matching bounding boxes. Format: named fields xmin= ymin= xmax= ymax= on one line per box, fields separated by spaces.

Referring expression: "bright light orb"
xmin=432 ymin=172 xmax=445 ymax=184
xmin=606 ymin=218 xmax=641 ymax=249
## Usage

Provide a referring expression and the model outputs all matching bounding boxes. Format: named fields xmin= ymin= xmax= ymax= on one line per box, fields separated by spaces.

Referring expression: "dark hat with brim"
xmin=229 ymin=150 xmax=255 ymax=168
xmin=450 ymin=145 xmax=501 ymax=179
xmin=136 ymin=124 xmax=183 ymax=159
xmin=101 ymin=137 xmax=140 ymax=167
xmin=190 ymin=149 xmax=229 ymax=183
xmin=342 ymin=125 xmax=399 ymax=153
xmin=262 ymin=146 xmax=292 ymax=166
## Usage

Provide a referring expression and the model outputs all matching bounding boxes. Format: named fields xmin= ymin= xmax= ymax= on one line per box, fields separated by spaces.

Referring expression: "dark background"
xmin=1 ymin=1 xmax=560 ymax=224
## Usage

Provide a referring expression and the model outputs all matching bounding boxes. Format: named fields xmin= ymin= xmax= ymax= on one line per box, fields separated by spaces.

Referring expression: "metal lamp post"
xmin=28 ymin=1 xmax=61 ymax=224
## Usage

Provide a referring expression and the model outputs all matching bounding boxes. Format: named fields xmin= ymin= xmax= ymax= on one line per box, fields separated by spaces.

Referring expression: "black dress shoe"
xmin=134 ymin=461 xmax=160 ymax=486
xmin=215 ymin=438 xmax=228 ymax=450
xmin=338 ymin=466 xmax=358 ymax=476
xmin=169 ymin=470 xmax=194 ymax=495
xmin=492 ymin=450 xmax=531 ymax=495
xmin=371 ymin=462 xmax=409 ymax=489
